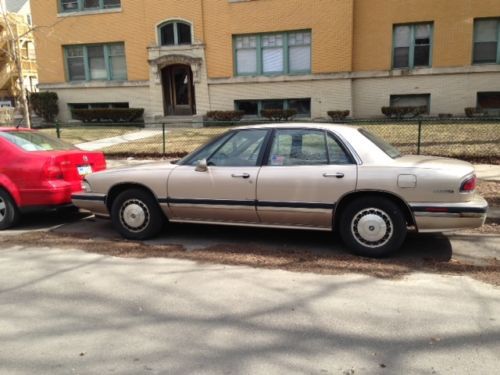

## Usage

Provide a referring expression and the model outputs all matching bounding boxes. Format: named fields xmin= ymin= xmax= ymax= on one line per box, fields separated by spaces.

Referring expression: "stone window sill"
xmin=57 ymin=8 xmax=122 ymax=18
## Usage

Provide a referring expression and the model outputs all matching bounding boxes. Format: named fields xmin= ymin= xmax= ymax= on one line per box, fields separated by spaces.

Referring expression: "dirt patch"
xmin=477 ymin=180 xmax=500 ymax=207
xmin=1 ymin=231 xmax=498 ymax=286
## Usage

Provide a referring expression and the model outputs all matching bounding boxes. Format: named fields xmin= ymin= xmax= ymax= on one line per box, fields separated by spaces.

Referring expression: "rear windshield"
xmin=358 ymin=129 xmax=402 ymax=159
xmin=0 ymin=131 xmax=77 ymax=152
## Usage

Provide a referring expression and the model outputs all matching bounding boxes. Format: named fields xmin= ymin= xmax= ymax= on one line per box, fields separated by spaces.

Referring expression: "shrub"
xmin=464 ymin=107 xmax=485 ymax=118
xmin=381 ymin=106 xmax=427 ymax=119
xmin=71 ymin=108 xmax=144 ymax=123
xmin=29 ymin=92 xmax=59 ymax=122
xmin=260 ymin=109 xmax=298 ymax=122
xmin=327 ymin=110 xmax=350 ymax=121
xmin=206 ymin=110 xmax=244 ymax=122
xmin=438 ymin=113 xmax=453 ymax=118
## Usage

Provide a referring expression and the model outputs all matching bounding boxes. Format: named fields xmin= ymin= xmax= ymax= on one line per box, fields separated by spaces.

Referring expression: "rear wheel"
xmin=111 ymin=188 xmax=164 ymax=240
xmin=0 ymin=189 xmax=20 ymax=230
xmin=339 ymin=196 xmax=407 ymax=257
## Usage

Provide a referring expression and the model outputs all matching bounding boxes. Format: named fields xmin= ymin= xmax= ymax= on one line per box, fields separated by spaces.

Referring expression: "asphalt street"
xmin=1 ymin=242 xmax=499 ymax=375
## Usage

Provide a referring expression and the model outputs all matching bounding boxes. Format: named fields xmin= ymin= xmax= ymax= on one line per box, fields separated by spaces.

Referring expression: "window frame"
xmin=235 ymin=98 xmax=312 ymax=118
xmin=392 ymin=22 xmax=434 ymax=69
xmin=157 ymin=20 xmax=193 ymax=46
xmin=63 ymin=43 xmax=127 ymax=82
xmin=59 ymin=0 xmax=121 ymax=13
xmin=472 ymin=18 xmax=500 ymax=65
xmin=233 ymin=30 xmax=312 ymax=77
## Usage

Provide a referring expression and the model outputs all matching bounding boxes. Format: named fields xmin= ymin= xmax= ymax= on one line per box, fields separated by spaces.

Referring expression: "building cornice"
xmin=38 ymin=80 xmax=149 ymax=90
xmin=207 ymin=64 xmax=500 ymax=85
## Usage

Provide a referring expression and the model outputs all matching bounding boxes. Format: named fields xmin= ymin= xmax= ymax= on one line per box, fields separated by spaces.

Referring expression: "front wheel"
xmin=111 ymin=188 xmax=165 ymax=240
xmin=339 ymin=197 xmax=407 ymax=257
xmin=0 ymin=189 xmax=20 ymax=230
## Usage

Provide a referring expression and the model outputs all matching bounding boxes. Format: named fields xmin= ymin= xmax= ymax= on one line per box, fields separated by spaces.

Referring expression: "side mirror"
xmin=195 ymin=158 xmax=208 ymax=172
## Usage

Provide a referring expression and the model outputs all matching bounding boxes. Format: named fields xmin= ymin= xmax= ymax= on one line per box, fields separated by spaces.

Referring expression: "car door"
xmin=256 ymin=128 xmax=357 ymax=228
xmin=167 ymin=129 xmax=269 ymax=223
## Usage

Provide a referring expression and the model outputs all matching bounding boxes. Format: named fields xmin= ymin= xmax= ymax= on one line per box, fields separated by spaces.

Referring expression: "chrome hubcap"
xmin=351 ymin=208 xmax=393 ymax=248
xmin=119 ymin=199 xmax=150 ymax=233
xmin=0 ymin=198 xmax=6 ymax=221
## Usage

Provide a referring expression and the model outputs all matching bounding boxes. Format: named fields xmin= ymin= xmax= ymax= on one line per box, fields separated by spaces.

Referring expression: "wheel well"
xmin=0 ymin=185 xmax=17 ymax=207
xmin=105 ymin=183 xmax=159 ymax=211
xmin=333 ymin=191 xmax=415 ymax=230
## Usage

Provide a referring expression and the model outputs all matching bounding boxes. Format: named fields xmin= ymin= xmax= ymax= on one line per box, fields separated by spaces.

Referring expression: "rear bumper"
xmin=410 ymin=195 xmax=488 ymax=232
xmin=72 ymin=193 xmax=109 ymax=217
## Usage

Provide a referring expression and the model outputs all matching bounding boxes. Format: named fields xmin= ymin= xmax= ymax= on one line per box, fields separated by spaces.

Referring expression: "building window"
xmin=477 ymin=92 xmax=500 ymax=115
xmin=64 ymin=43 xmax=127 ymax=81
xmin=60 ymin=0 xmax=121 ymax=13
xmin=234 ymin=30 xmax=311 ymax=76
xmin=473 ymin=19 xmax=500 ymax=64
xmin=158 ymin=21 xmax=192 ymax=46
xmin=235 ymin=98 xmax=311 ymax=117
xmin=393 ymin=23 xmax=433 ymax=69
xmin=390 ymin=94 xmax=430 ymax=113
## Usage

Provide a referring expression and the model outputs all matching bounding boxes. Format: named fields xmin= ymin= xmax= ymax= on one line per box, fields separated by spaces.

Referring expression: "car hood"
xmin=393 ymin=155 xmax=475 ymax=176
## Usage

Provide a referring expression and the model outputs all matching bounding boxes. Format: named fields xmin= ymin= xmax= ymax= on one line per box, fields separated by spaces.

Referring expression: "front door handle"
xmin=323 ymin=172 xmax=345 ymax=179
xmin=231 ymin=173 xmax=250 ymax=179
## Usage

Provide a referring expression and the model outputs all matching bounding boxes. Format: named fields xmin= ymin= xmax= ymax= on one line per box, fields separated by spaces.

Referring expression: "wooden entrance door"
xmin=161 ymin=64 xmax=196 ymax=116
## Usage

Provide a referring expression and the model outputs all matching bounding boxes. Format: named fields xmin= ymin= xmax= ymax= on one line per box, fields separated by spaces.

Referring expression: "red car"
xmin=0 ymin=127 xmax=106 ymax=229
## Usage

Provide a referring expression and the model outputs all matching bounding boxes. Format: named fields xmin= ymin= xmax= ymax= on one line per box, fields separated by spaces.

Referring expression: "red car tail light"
xmin=460 ymin=175 xmax=476 ymax=192
xmin=43 ymin=160 xmax=63 ymax=180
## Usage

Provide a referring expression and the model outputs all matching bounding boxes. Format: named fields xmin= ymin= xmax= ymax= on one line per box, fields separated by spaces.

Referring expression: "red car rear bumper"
xmin=19 ymin=180 xmax=82 ymax=208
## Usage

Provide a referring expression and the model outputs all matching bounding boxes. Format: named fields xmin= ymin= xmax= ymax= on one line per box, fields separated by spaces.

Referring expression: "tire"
xmin=0 ymin=188 xmax=20 ymax=230
xmin=339 ymin=196 xmax=407 ymax=257
xmin=110 ymin=188 xmax=165 ymax=240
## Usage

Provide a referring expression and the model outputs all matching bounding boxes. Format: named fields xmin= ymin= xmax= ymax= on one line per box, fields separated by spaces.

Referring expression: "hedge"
xmin=71 ymin=108 xmax=144 ymax=123
xmin=381 ymin=106 xmax=427 ymax=119
xmin=206 ymin=110 xmax=244 ymax=121
xmin=327 ymin=110 xmax=350 ymax=121
xmin=260 ymin=109 xmax=297 ymax=121
xmin=29 ymin=92 xmax=59 ymax=122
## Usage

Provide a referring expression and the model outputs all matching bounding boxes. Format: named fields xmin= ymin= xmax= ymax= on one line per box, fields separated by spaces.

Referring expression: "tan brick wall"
xmin=208 ymin=78 xmax=352 ymax=118
xmin=352 ymin=72 xmax=500 ymax=118
xmin=353 ymin=0 xmax=500 ymax=71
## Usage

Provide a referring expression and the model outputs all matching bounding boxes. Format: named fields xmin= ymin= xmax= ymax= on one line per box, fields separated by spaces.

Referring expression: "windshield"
xmin=359 ymin=129 xmax=402 ymax=159
xmin=0 ymin=131 xmax=77 ymax=152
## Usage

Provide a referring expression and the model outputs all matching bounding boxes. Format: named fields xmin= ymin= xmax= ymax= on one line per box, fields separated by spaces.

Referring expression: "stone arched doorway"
xmin=161 ymin=64 xmax=196 ymax=116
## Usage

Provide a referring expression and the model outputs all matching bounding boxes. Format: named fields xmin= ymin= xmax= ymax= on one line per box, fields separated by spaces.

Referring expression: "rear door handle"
xmin=323 ymin=172 xmax=345 ymax=179
xmin=231 ymin=173 xmax=250 ymax=179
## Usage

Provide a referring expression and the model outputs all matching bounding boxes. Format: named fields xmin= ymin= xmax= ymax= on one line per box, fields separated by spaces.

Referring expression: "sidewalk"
xmin=475 ymin=164 xmax=500 ymax=182
xmin=76 ymin=130 xmax=160 ymax=151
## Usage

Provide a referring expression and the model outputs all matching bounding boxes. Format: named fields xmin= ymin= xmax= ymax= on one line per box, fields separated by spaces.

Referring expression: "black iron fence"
xmin=31 ymin=117 xmax=500 ymax=162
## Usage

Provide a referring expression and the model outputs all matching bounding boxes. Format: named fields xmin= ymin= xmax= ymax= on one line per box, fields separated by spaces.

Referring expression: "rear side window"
xmin=359 ymin=129 xmax=401 ymax=159
xmin=0 ymin=131 xmax=76 ymax=152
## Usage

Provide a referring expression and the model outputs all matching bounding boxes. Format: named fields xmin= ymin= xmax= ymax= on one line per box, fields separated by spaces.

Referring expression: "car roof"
xmin=0 ymin=127 xmax=32 ymax=132
xmin=233 ymin=122 xmax=360 ymax=132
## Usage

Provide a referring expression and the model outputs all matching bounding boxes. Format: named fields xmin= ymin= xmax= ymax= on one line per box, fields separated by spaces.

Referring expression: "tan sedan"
xmin=72 ymin=124 xmax=488 ymax=257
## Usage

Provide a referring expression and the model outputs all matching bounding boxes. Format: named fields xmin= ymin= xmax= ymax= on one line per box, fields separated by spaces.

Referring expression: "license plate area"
xmin=77 ymin=165 xmax=92 ymax=176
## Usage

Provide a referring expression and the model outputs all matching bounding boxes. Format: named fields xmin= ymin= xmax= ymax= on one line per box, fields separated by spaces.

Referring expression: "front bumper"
xmin=72 ymin=192 xmax=109 ymax=217
xmin=410 ymin=195 xmax=488 ymax=232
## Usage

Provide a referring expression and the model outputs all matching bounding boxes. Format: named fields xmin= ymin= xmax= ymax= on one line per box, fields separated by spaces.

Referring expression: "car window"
xmin=359 ymin=129 xmax=401 ymax=159
xmin=182 ymin=132 xmax=234 ymax=166
xmin=0 ymin=131 xmax=76 ymax=152
xmin=268 ymin=129 xmax=328 ymax=166
xmin=208 ymin=129 xmax=267 ymax=166
xmin=326 ymin=133 xmax=352 ymax=164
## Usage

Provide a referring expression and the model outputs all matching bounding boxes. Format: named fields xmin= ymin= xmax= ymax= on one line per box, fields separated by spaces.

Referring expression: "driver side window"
xmin=208 ymin=129 xmax=268 ymax=167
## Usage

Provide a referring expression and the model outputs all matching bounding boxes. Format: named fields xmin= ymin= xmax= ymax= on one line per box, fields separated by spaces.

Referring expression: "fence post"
xmin=162 ymin=122 xmax=166 ymax=157
xmin=55 ymin=121 xmax=61 ymax=139
xmin=417 ymin=120 xmax=422 ymax=155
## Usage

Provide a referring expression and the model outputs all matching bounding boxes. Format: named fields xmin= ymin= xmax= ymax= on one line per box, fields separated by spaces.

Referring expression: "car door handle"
xmin=231 ymin=173 xmax=250 ymax=179
xmin=323 ymin=172 xmax=345 ymax=179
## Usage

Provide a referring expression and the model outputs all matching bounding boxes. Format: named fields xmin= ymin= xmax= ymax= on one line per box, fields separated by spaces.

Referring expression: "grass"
xmin=40 ymin=126 xmax=140 ymax=145
xmin=44 ymin=122 xmax=500 ymax=159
